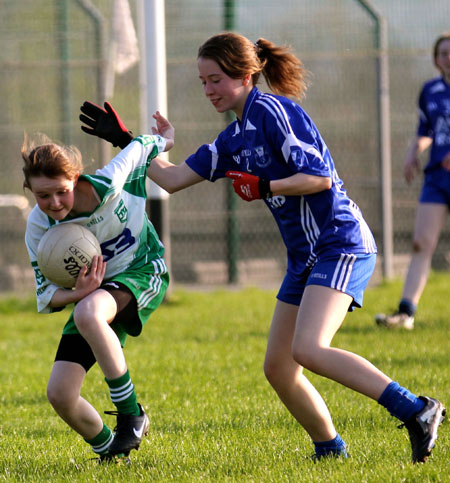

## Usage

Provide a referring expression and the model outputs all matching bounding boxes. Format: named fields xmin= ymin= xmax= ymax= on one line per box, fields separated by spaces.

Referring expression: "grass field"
xmin=0 ymin=273 xmax=448 ymax=482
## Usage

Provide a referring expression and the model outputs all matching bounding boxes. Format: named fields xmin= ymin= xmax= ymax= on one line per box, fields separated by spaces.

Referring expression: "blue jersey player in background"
xmin=376 ymin=33 xmax=450 ymax=330
xmin=80 ymin=32 xmax=445 ymax=463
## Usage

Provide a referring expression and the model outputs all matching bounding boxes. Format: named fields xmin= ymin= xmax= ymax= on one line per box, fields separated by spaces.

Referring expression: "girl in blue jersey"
xmin=376 ymin=33 xmax=450 ymax=330
xmin=80 ymin=32 xmax=444 ymax=463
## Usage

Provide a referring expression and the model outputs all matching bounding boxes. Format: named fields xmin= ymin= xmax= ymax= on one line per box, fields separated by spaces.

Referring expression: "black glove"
xmin=79 ymin=101 xmax=134 ymax=149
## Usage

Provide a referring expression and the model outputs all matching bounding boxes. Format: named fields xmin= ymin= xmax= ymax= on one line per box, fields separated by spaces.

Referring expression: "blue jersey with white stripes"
xmin=186 ymin=87 xmax=376 ymax=275
xmin=416 ymin=76 xmax=450 ymax=172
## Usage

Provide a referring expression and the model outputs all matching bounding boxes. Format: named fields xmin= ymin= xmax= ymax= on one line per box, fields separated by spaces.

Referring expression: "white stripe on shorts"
xmin=331 ymin=253 xmax=356 ymax=292
xmin=136 ymin=258 xmax=167 ymax=310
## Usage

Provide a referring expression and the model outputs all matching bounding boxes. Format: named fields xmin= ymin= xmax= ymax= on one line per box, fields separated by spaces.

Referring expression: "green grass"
xmin=0 ymin=273 xmax=449 ymax=482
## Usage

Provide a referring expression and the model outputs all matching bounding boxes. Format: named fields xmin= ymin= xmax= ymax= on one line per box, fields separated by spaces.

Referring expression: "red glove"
xmin=226 ymin=171 xmax=272 ymax=201
xmin=80 ymin=101 xmax=134 ymax=149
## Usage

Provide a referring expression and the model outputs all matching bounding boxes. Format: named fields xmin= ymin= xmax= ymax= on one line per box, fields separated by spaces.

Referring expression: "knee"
xmin=291 ymin=344 xmax=319 ymax=372
xmin=73 ymin=300 xmax=97 ymax=333
xmin=263 ymin=353 xmax=296 ymax=389
xmin=412 ymin=239 xmax=424 ymax=253
xmin=47 ymin=382 xmax=74 ymax=411
xmin=263 ymin=356 xmax=281 ymax=386
xmin=412 ymin=236 xmax=435 ymax=254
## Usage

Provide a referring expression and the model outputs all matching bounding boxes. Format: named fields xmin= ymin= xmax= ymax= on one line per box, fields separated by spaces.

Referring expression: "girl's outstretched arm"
xmin=147 ymin=157 xmax=204 ymax=194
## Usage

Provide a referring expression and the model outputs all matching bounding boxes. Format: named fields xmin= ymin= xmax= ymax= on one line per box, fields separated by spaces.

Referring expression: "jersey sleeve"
xmin=185 ymin=143 xmax=220 ymax=181
xmin=185 ymin=129 xmax=238 ymax=182
xmin=417 ymin=85 xmax=433 ymax=138
xmin=133 ymin=134 xmax=167 ymax=165
xmin=24 ymin=210 xmax=60 ymax=313
xmin=93 ymin=134 xmax=166 ymax=198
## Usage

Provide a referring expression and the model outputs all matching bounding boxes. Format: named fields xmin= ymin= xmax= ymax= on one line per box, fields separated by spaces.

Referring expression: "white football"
xmin=37 ymin=223 xmax=101 ymax=288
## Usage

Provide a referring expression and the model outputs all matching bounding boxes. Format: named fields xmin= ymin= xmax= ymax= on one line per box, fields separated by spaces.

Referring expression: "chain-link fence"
xmin=1 ymin=0 xmax=449 ymax=293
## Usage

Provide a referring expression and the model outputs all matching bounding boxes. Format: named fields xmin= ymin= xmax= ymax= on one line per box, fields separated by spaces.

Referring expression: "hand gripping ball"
xmin=37 ymin=223 xmax=101 ymax=288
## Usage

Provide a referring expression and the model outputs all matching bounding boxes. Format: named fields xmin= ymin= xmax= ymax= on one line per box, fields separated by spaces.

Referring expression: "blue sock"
xmin=398 ymin=299 xmax=416 ymax=316
xmin=314 ymin=433 xmax=347 ymax=458
xmin=378 ymin=381 xmax=425 ymax=422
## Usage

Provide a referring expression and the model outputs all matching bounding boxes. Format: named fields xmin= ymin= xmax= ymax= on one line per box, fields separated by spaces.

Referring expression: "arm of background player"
xmin=403 ymin=135 xmax=432 ymax=184
xmin=147 ymin=157 xmax=205 ymax=193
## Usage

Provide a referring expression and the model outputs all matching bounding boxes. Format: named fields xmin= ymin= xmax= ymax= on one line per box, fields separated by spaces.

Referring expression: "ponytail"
xmin=254 ymin=38 xmax=309 ymax=99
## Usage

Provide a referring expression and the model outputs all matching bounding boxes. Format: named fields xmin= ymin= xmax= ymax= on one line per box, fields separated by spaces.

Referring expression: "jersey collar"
xmin=239 ymin=86 xmax=260 ymax=132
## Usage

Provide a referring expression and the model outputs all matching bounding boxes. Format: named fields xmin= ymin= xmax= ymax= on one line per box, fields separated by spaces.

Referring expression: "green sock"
xmin=84 ymin=424 xmax=113 ymax=455
xmin=105 ymin=369 xmax=140 ymax=416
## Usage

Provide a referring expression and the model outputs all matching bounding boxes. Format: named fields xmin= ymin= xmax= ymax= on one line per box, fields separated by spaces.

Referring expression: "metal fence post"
xmin=355 ymin=0 xmax=393 ymax=279
xmin=224 ymin=0 xmax=239 ymax=284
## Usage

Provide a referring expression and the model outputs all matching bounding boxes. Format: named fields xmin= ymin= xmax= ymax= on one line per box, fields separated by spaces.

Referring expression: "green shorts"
xmin=62 ymin=258 xmax=169 ymax=345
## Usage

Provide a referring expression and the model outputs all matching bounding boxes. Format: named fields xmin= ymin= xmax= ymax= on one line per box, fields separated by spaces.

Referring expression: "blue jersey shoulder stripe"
xmin=256 ymin=93 xmax=324 ymax=164
xmin=256 ymin=93 xmax=291 ymax=137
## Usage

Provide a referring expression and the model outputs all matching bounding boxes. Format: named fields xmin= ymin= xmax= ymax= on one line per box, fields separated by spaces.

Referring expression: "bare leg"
xmin=73 ymin=289 xmax=126 ymax=379
xmin=292 ymin=285 xmax=391 ymax=400
xmin=264 ymin=300 xmax=337 ymax=442
xmin=47 ymin=361 xmax=104 ymax=439
xmin=401 ymin=203 xmax=447 ymax=305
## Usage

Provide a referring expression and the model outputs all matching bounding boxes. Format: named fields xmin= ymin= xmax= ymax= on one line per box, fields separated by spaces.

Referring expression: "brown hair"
xmin=433 ymin=32 xmax=450 ymax=60
xmin=198 ymin=32 xmax=309 ymax=99
xmin=21 ymin=133 xmax=83 ymax=190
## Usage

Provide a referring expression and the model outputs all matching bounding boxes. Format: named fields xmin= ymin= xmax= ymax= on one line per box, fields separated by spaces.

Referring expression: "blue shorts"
xmin=277 ymin=253 xmax=376 ymax=310
xmin=420 ymin=169 xmax=450 ymax=206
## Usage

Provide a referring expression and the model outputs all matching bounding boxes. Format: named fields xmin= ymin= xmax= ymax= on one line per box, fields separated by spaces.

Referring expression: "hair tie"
xmin=253 ymin=40 xmax=262 ymax=57
xmin=255 ymin=40 xmax=265 ymax=62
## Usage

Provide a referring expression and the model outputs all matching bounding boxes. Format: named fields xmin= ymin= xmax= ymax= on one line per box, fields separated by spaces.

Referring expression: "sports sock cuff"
xmin=105 ymin=369 xmax=140 ymax=416
xmin=313 ymin=433 xmax=347 ymax=455
xmin=84 ymin=424 xmax=113 ymax=454
xmin=105 ymin=369 xmax=130 ymax=388
xmin=398 ymin=299 xmax=417 ymax=316
xmin=378 ymin=381 xmax=425 ymax=422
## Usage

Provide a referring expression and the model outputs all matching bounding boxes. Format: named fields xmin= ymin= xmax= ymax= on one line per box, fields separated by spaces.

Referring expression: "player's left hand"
xmin=80 ymin=101 xmax=134 ymax=149
xmin=226 ymin=171 xmax=272 ymax=201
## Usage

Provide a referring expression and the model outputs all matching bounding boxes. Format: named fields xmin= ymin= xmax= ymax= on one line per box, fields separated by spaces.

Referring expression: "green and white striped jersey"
xmin=25 ymin=135 xmax=167 ymax=313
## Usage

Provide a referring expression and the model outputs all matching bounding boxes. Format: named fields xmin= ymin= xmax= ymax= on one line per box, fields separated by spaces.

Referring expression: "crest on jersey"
xmin=435 ymin=116 xmax=450 ymax=146
xmin=255 ymin=145 xmax=271 ymax=168
xmin=114 ymin=199 xmax=128 ymax=223
xmin=33 ymin=265 xmax=46 ymax=285
xmin=442 ymin=99 xmax=450 ymax=114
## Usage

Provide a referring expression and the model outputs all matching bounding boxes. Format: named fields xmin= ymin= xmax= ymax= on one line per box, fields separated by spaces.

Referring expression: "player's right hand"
xmin=74 ymin=255 xmax=106 ymax=299
xmin=403 ymin=156 xmax=420 ymax=184
xmin=226 ymin=171 xmax=272 ymax=201
xmin=80 ymin=101 xmax=134 ymax=149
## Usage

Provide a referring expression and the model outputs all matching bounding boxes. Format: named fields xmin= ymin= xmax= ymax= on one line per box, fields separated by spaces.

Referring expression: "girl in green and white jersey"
xmin=22 ymin=107 xmax=174 ymax=462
